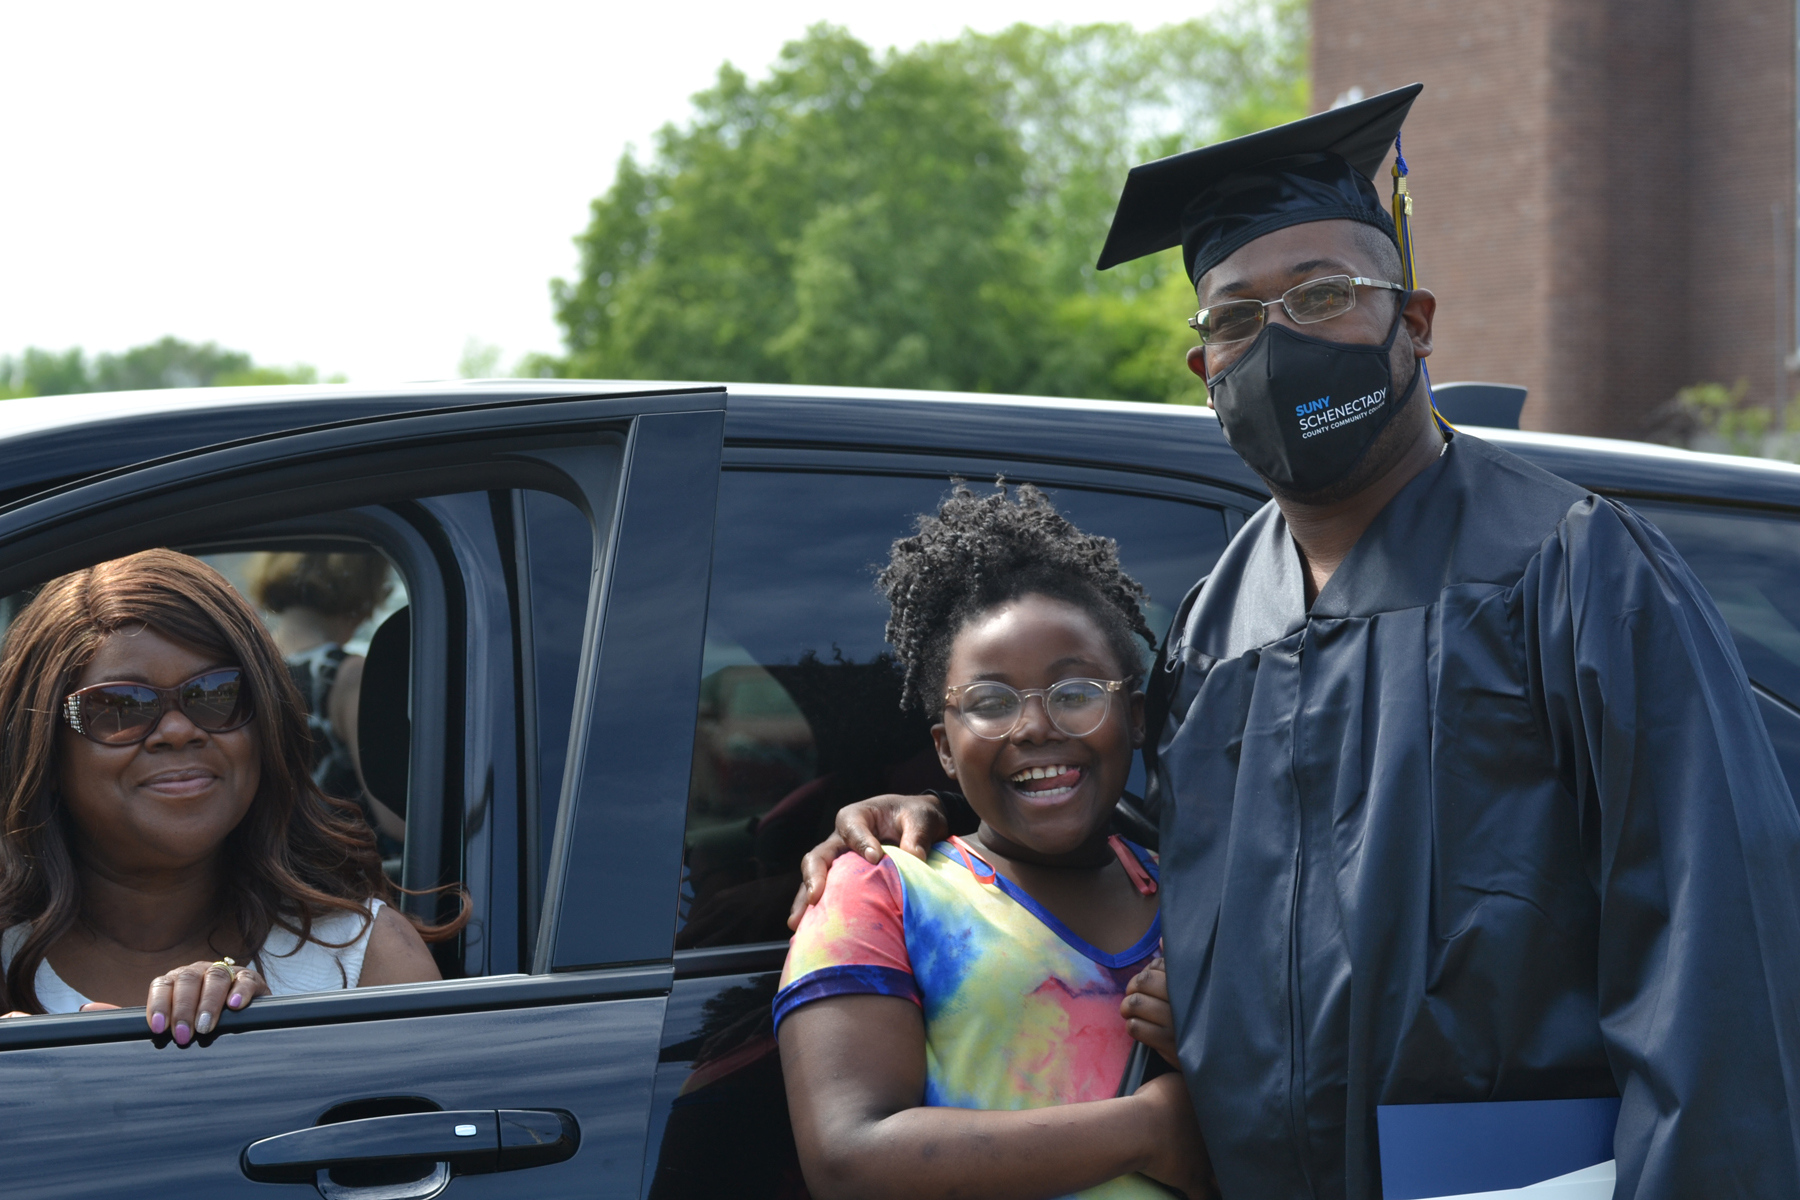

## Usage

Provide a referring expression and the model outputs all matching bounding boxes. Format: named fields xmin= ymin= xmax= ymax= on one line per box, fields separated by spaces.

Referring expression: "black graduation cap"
xmin=1097 ymin=83 xmax=1424 ymax=285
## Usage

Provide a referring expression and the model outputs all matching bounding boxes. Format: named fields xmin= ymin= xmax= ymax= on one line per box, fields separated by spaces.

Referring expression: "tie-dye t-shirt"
xmin=775 ymin=835 xmax=1164 ymax=1200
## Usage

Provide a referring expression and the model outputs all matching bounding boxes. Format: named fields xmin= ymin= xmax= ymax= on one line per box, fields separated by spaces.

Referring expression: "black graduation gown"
xmin=1145 ymin=432 xmax=1800 ymax=1199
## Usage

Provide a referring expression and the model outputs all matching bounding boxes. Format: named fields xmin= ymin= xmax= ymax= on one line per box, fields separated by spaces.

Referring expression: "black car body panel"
xmin=0 ymin=990 xmax=664 ymax=1197
xmin=0 ymin=380 xmax=1794 ymax=1198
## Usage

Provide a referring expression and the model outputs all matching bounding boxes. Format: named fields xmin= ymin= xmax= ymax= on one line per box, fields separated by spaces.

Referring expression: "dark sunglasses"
xmin=62 ymin=668 xmax=253 ymax=746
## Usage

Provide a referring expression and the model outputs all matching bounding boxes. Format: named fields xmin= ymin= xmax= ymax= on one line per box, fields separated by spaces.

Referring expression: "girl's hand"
xmin=1122 ymin=957 xmax=1179 ymax=1066
xmin=1133 ymin=1071 xmax=1218 ymax=1200
xmin=147 ymin=960 xmax=269 ymax=1045
xmin=6 ymin=1002 xmax=123 ymax=1017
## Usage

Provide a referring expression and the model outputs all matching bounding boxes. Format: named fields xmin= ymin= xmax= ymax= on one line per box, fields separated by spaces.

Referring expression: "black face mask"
xmin=1205 ymin=300 xmax=1418 ymax=496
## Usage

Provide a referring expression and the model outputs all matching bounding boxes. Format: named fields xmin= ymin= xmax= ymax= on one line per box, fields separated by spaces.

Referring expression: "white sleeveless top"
xmin=1 ymin=898 xmax=384 ymax=1013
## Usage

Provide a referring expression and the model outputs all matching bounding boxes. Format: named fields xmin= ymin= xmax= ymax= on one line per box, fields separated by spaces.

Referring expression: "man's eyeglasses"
xmin=943 ymin=678 xmax=1127 ymax=741
xmin=63 ymin=668 xmax=252 ymax=746
xmin=1188 ymin=275 xmax=1405 ymax=346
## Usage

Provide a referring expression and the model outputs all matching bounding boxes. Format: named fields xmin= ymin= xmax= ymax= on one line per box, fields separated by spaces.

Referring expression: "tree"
xmin=459 ymin=339 xmax=505 ymax=379
xmin=90 ymin=337 xmax=253 ymax=391
xmin=1661 ymin=379 xmax=1800 ymax=462
xmin=0 ymin=348 xmax=90 ymax=400
xmin=550 ymin=2 xmax=1306 ymax=403
xmin=0 ymin=337 xmax=328 ymax=398
xmin=556 ymin=28 xmax=1037 ymax=392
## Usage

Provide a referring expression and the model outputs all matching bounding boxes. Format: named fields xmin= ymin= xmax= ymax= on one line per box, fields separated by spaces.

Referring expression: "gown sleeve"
xmin=1524 ymin=495 xmax=1800 ymax=1198
xmin=1142 ymin=575 xmax=1208 ymax=832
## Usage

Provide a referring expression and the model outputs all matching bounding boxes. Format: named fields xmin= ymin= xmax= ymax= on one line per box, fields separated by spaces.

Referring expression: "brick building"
xmin=1313 ymin=0 xmax=1796 ymax=438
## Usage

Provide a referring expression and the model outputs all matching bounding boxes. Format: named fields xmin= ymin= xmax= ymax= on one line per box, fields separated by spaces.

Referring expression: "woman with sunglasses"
xmin=0 ymin=549 xmax=463 ymax=1042
xmin=777 ymin=484 xmax=1215 ymax=1200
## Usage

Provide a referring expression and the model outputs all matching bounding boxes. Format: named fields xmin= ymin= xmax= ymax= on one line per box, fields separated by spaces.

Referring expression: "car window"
xmin=200 ymin=548 xmax=410 ymax=873
xmin=0 ymin=482 xmax=600 ymax=990
xmin=677 ymin=469 xmax=1231 ymax=949
xmin=1633 ymin=501 xmax=1800 ymax=708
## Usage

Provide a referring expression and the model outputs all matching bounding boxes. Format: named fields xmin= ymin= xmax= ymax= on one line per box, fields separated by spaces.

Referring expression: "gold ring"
xmin=213 ymin=956 xmax=236 ymax=973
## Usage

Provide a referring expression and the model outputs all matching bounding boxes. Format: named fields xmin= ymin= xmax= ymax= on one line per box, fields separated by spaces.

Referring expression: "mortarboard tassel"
xmin=1391 ymin=133 xmax=1453 ymax=435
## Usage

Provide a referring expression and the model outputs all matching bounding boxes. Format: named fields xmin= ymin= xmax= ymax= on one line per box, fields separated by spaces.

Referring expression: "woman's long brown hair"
xmin=0 ymin=549 xmax=466 ymax=1013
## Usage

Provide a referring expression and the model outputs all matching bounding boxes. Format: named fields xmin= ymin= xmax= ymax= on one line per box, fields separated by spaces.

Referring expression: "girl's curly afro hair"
xmin=878 ymin=481 xmax=1155 ymax=715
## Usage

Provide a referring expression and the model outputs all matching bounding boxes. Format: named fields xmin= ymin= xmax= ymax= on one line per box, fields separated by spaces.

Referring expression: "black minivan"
xmin=0 ymin=381 xmax=1796 ymax=1199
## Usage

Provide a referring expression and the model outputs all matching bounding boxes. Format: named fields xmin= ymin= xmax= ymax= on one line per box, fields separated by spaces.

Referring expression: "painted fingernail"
xmin=196 ymin=1011 xmax=214 ymax=1035
xmin=228 ymin=993 xmax=244 ymax=1009
xmin=174 ymin=1021 xmax=191 ymax=1044
xmin=149 ymin=1012 xmax=166 ymax=1034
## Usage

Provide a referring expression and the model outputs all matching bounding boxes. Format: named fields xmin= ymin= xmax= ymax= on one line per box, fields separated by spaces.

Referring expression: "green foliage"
xmin=90 ymin=336 xmax=253 ymax=391
xmin=1037 ymin=270 xmax=1209 ymax=405
xmin=512 ymin=351 xmax=566 ymax=379
xmin=950 ymin=0 xmax=1307 ymax=302
xmin=551 ymin=2 xmax=1306 ymax=402
xmin=1674 ymin=380 xmax=1800 ymax=461
xmin=458 ymin=339 xmax=505 ymax=379
xmin=212 ymin=364 xmax=339 ymax=386
xmin=0 ymin=336 xmax=333 ymax=397
xmin=0 ymin=347 xmax=90 ymax=399
xmin=556 ymin=27 xmax=1037 ymax=391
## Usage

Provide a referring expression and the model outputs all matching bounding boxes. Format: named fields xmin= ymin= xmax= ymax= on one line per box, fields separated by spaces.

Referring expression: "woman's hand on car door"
xmin=147 ymin=960 xmax=270 ymax=1044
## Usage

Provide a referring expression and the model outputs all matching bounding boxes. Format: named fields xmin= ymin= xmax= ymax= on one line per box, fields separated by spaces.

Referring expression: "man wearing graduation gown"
xmin=793 ymin=85 xmax=1800 ymax=1199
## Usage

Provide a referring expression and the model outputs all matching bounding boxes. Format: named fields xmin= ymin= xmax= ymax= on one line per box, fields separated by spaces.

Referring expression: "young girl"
xmin=776 ymin=484 xmax=1212 ymax=1200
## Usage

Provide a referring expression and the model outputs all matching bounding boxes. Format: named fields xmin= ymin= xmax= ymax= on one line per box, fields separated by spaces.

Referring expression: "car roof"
xmin=1475 ymin=426 xmax=1800 ymax=510
xmin=1 ymin=380 xmax=1797 ymax=513
xmin=0 ymin=380 xmax=662 ymax=504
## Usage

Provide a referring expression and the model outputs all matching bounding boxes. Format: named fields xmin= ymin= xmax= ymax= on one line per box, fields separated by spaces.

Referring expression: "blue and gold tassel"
xmin=1391 ymin=133 xmax=1452 ymax=434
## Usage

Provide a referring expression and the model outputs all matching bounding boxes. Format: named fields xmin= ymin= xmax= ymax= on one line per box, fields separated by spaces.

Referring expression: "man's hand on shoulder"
xmin=787 ymin=792 xmax=950 ymax=930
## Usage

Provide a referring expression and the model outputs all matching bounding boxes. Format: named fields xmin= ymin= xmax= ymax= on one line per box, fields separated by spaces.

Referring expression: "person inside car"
xmin=776 ymin=484 xmax=1214 ymax=1200
xmin=793 ymin=88 xmax=1800 ymax=1197
xmin=0 ymin=549 xmax=463 ymax=1043
xmin=247 ymin=550 xmax=404 ymax=854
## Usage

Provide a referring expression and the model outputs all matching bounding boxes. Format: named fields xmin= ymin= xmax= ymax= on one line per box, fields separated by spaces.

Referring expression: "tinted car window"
xmin=678 ymin=469 xmax=1231 ymax=949
xmin=1634 ymin=502 xmax=1800 ymax=708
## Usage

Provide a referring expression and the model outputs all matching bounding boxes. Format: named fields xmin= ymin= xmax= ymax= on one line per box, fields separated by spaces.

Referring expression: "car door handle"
xmin=242 ymin=1108 xmax=578 ymax=1188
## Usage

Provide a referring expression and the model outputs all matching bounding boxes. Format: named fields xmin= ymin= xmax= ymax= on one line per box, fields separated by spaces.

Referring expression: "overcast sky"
xmin=1 ymin=1 xmax=1210 ymax=384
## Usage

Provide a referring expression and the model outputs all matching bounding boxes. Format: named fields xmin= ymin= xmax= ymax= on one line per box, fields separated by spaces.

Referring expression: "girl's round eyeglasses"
xmin=943 ymin=677 xmax=1127 ymax=740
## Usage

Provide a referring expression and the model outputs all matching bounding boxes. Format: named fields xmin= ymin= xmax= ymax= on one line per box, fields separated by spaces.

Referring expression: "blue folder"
xmin=1377 ymin=1097 xmax=1620 ymax=1199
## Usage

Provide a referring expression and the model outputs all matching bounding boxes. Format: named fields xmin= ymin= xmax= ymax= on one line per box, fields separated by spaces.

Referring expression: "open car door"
xmin=0 ymin=388 xmax=724 ymax=1199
